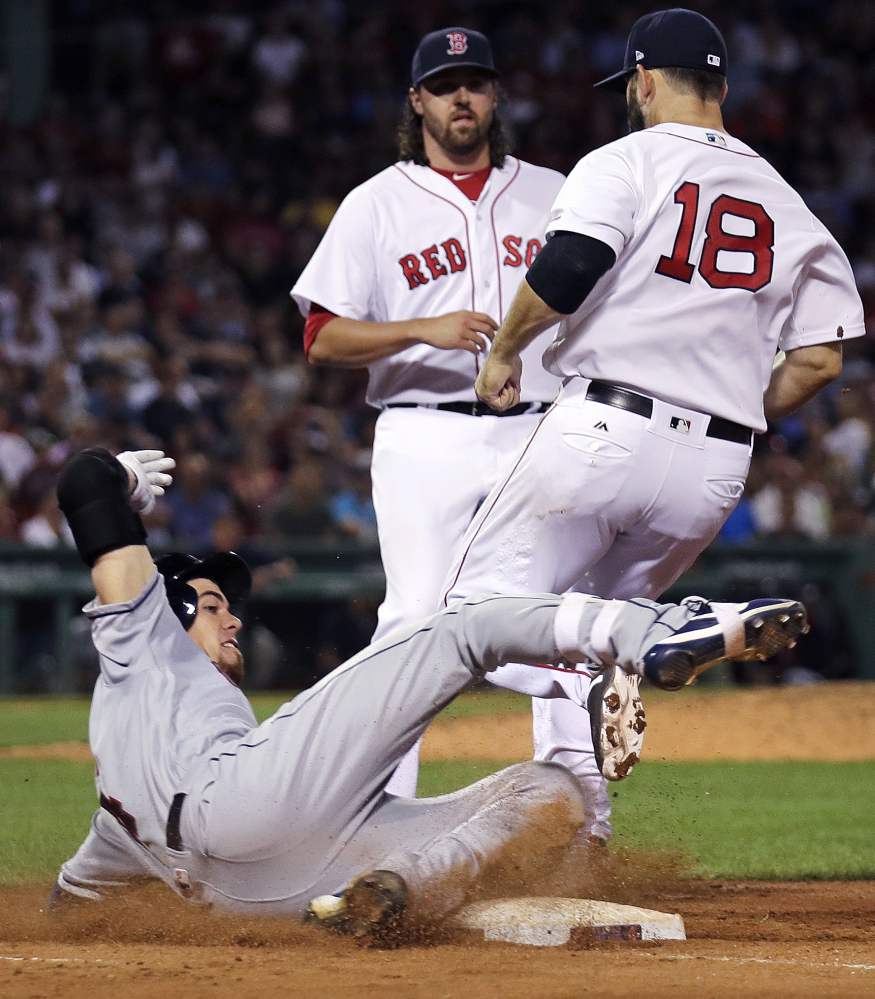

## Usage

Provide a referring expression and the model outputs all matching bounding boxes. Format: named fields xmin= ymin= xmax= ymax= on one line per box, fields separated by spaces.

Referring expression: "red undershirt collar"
xmin=430 ymin=164 xmax=492 ymax=201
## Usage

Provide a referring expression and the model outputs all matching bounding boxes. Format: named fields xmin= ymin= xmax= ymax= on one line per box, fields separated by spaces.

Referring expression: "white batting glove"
xmin=116 ymin=450 xmax=176 ymax=514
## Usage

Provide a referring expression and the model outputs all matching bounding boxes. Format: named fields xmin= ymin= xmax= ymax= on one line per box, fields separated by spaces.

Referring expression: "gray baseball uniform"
xmin=56 ymin=572 xmax=704 ymax=920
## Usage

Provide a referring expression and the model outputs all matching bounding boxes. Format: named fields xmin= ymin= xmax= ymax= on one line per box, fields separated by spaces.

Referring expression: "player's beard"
xmin=217 ymin=647 xmax=245 ymax=687
xmin=426 ymin=108 xmax=490 ymax=157
xmin=626 ymin=83 xmax=646 ymax=133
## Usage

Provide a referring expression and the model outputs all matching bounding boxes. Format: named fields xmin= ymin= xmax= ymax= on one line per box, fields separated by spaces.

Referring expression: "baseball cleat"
xmin=45 ymin=882 xmax=82 ymax=913
xmin=304 ymin=869 xmax=407 ymax=938
xmin=44 ymin=874 xmax=103 ymax=913
xmin=587 ymin=663 xmax=647 ymax=781
xmin=642 ymin=598 xmax=808 ymax=691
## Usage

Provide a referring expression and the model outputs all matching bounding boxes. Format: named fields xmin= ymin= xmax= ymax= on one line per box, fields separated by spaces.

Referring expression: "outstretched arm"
xmin=475 ymin=280 xmax=562 ymax=410
xmin=475 ymin=232 xmax=616 ymax=410
xmin=90 ymin=545 xmax=155 ymax=608
xmin=308 ymin=310 xmax=498 ymax=367
xmin=57 ymin=449 xmax=175 ymax=606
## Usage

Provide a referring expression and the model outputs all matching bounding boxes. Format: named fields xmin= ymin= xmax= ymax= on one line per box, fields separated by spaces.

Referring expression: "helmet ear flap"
xmin=165 ymin=579 xmax=199 ymax=630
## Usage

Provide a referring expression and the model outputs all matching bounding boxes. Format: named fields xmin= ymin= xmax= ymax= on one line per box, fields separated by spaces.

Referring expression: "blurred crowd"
xmin=1 ymin=0 xmax=875 ymax=682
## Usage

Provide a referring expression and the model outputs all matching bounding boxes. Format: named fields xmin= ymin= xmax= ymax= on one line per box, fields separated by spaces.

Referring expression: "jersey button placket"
xmin=473 ymin=200 xmax=498 ymax=317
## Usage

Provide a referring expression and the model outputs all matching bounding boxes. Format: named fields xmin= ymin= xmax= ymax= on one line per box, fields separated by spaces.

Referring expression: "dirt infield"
xmin=419 ymin=681 xmax=875 ymax=763
xmin=1 ymin=880 xmax=872 ymax=999
xmin=2 ymin=681 xmax=873 ymax=998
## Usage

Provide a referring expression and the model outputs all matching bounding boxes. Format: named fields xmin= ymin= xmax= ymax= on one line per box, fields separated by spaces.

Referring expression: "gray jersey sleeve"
xmin=83 ymin=570 xmax=204 ymax=682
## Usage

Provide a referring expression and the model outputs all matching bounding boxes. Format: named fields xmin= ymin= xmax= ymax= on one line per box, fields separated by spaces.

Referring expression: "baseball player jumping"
xmin=442 ymin=8 xmax=864 ymax=782
xmin=290 ymin=28 xmax=614 ymax=825
xmin=46 ymin=446 xmax=805 ymax=935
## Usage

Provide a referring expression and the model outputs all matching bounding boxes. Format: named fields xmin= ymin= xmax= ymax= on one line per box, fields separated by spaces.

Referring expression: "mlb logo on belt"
xmin=670 ymin=416 xmax=691 ymax=434
xmin=447 ymin=31 xmax=468 ymax=54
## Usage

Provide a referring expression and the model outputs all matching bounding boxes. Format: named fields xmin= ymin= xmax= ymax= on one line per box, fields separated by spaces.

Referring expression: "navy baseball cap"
xmin=411 ymin=27 xmax=498 ymax=88
xmin=594 ymin=8 xmax=727 ymax=93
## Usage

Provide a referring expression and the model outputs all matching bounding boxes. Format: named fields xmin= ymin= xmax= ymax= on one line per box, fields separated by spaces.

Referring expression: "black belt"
xmin=385 ymin=400 xmax=551 ymax=418
xmin=585 ymin=381 xmax=753 ymax=446
xmin=167 ymin=792 xmax=186 ymax=851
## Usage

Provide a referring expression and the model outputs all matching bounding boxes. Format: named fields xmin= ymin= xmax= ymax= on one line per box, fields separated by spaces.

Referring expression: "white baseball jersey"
xmin=291 ymin=157 xmax=564 ymax=405
xmin=542 ymin=122 xmax=864 ymax=428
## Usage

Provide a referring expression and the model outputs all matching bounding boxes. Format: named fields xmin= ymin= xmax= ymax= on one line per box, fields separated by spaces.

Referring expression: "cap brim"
xmin=179 ymin=552 xmax=252 ymax=603
xmin=593 ymin=67 xmax=634 ymax=93
xmin=414 ymin=62 xmax=499 ymax=87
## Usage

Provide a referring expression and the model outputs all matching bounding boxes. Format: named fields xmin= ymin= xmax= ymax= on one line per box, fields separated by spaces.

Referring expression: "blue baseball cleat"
xmin=642 ymin=597 xmax=808 ymax=692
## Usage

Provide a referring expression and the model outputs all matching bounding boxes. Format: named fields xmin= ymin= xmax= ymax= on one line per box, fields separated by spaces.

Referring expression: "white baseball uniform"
xmin=442 ymin=123 xmax=864 ymax=770
xmin=292 ymin=158 xmax=610 ymax=829
xmin=291 ymin=159 xmax=564 ymax=631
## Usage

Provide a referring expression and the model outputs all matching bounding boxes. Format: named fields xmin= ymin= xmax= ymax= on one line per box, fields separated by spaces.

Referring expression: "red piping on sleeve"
xmin=304 ymin=303 xmax=339 ymax=356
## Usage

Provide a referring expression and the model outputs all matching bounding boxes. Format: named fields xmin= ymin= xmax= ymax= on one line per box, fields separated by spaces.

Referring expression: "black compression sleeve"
xmin=56 ymin=448 xmax=147 ymax=567
xmin=525 ymin=231 xmax=616 ymax=315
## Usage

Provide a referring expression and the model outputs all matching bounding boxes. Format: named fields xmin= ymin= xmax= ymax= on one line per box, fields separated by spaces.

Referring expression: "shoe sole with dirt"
xmin=588 ymin=664 xmax=647 ymax=781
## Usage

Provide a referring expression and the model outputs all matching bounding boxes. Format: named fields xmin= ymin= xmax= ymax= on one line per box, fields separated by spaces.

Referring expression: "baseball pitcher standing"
xmin=292 ymin=28 xmax=614 ymax=833
xmin=443 ymin=8 xmax=865 ymax=781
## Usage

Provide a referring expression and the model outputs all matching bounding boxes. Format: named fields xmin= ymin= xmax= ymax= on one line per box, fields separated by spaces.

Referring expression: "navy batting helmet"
xmin=155 ymin=552 xmax=252 ymax=631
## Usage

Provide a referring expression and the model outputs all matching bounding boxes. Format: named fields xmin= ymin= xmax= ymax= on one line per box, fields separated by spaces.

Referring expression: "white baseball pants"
xmin=370 ymin=406 xmax=547 ymax=638
xmin=443 ymin=376 xmax=752 ymax=790
xmin=370 ymin=406 xmax=589 ymax=801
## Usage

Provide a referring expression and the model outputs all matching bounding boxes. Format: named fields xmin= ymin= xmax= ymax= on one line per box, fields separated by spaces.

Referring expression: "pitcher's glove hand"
xmin=116 ymin=450 xmax=176 ymax=514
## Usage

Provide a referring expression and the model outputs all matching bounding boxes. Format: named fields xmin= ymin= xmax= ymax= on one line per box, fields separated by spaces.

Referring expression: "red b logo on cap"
xmin=446 ymin=31 xmax=468 ymax=54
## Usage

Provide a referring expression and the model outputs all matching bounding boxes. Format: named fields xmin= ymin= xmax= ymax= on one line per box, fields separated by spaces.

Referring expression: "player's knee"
xmin=508 ymin=760 xmax=586 ymax=815
xmin=521 ymin=758 xmax=582 ymax=793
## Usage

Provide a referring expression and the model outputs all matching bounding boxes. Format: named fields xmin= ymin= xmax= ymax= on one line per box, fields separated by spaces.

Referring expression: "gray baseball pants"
xmin=169 ymin=592 xmax=694 ymax=920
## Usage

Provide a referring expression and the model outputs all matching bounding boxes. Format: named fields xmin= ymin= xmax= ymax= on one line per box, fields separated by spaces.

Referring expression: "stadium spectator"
xmin=13 ymin=428 xmax=63 ymax=523
xmin=252 ymin=9 xmax=307 ymax=87
xmin=330 ymin=459 xmax=377 ymax=543
xmin=268 ymin=457 xmax=335 ymax=540
xmin=751 ymin=456 xmax=832 ymax=540
xmin=165 ymin=451 xmax=231 ymax=549
xmin=20 ymin=492 xmax=73 ymax=548
xmin=0 ymin=400 xmax=36 ymax=491
xmin=138 ymin=355 xmax=200 ymax=449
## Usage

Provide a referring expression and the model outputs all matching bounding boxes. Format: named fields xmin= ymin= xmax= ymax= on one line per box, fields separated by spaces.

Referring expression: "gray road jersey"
xmin=84 ymin=571 xmax=256 ymax=859
xmin=59 ymin=589 xmax=710 ymax=917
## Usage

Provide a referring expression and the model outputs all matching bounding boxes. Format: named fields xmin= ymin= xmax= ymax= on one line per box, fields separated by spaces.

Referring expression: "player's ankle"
xmin=554 ymin=593 xmax=625 ymax=669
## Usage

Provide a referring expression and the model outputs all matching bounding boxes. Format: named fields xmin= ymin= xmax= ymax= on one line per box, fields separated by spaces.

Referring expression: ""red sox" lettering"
xmin=502 ymin=235 xmax=542 ymax=268
xmin=398 ymin=236 xmax=543 ymax=290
